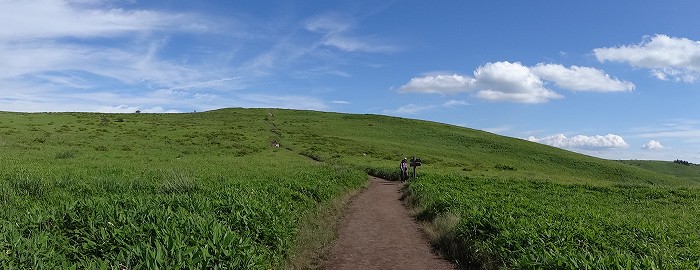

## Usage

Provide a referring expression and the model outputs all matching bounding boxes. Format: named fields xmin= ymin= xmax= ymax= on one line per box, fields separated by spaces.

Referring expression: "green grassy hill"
xmin=622 ymin=160 xmax=700 ymax=184
xmin=1 ymin=108 xmax=698 ymax=269
xmin=272 ymin=109 xmax=694 ymax=187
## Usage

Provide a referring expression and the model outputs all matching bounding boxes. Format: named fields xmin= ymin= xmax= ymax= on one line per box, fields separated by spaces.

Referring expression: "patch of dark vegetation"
xmin=495 ymin=164 xmax=516 ymax=171
xmin=99 ymin=117 xmax=110 ymax=126
xmin=300 ymin=151 xmax=322 ymax=162
xmin=674 ymin=159 xmax=695 ymax=166
xmin=55 ymin=150 xmax=76 ymax=159
xmin=365 ymin=167 xmax=400 ymax=181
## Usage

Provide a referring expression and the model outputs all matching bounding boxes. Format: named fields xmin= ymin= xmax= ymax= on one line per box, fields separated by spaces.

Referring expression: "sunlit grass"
xmin=2 ymin=108 xmax=699 ymax=269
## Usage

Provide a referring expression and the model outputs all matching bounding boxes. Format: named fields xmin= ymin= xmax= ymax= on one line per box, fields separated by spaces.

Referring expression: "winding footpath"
xmin=323 ymin=176 xmax=455 ymax=270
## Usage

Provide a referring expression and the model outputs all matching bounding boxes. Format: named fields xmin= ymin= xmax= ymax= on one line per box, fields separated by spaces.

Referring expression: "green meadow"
xmin=1 ymin=108 xmax=699 ymax=269
xmin=0 ymin=109 xmax=366 ymax=269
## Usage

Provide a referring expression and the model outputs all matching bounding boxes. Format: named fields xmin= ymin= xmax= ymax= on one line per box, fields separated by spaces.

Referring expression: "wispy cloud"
xmin=383 ymin=103 xmax=435 ymax=115
xmin=482 ymin=125 xmax=512 ymax=134
xmin=305 ymin=13 xmax=398 ymax=53
xmin=0 ymin=0 xmax=187 ymax=40
xmin=0 ymin=1 xmax=351 ymax=112
xmin=631 ymin=120 xmax=700 ymax=143
xmin=383 ymin=99 xmax=469 ymax=115
xmin=442 ymin=99 xmax=469 ymax=107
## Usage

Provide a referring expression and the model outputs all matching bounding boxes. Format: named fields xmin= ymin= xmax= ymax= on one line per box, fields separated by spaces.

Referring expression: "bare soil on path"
xmin=323 ymin=176 xmax=455 ymax=270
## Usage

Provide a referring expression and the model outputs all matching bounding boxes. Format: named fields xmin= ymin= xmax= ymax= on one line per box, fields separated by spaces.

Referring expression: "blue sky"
xmin=3 ymin=0 xmax=700 ymax=162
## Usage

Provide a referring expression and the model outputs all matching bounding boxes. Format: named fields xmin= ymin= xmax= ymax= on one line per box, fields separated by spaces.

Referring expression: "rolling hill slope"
xmin=270 ymin=108 xmax=695 ymax=187
xmin=1 ymin=108 xmax=698 ymax=269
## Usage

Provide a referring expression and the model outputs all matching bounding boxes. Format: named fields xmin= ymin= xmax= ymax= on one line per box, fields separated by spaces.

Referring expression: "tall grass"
xmin=2 ymin=108 xmax=700 ymax=268
xmin=270 ymin=109 xmax=700 ymax=268
xmin=0 ymin=110 xmax=367 ymax=268
xmin=406 ymin=174 xmax=700 ymax=269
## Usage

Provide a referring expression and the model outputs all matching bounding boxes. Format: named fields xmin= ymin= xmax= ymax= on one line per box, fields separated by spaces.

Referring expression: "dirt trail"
xmin=323 ymin=176 xmax=455 ymax=270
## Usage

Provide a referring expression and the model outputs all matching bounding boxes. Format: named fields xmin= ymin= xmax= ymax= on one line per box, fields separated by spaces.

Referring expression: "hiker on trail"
xmin=400 ymin=158 xmax=408 ymax=182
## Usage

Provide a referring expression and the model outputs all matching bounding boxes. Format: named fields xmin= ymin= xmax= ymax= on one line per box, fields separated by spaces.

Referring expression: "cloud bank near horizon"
xmin=527 ymin=134 xmax=630 ymax=150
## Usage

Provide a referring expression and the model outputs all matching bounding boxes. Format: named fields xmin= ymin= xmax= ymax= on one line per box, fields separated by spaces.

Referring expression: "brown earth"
xmin=323 ymin=176 xmax=455 ymax=270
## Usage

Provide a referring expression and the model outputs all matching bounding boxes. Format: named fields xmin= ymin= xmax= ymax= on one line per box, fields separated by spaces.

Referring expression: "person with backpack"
xmin=400 ymin=158 xmax=408 ymax=182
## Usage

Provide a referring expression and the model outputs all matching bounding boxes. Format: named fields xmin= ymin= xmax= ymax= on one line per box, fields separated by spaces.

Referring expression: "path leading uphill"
xmin=324 ymin=176 xmax=455 ymax=270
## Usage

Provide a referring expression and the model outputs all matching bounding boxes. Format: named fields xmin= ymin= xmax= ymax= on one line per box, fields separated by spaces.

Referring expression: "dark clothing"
xmin=400 ymin=160 xmax=408 ymax=181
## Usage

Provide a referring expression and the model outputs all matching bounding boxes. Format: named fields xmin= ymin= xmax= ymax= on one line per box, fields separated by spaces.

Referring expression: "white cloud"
xmin=632 ymin=120 xmax=700 ymax=143
xmin=442 ymin=99 xmax=469 ymax=107
xmin=642 ymin=140 xmax=665 ymax=150
xmin=0 ymin=0 xmax=227 ymax=87
xmin=304 ymin=13 xmax=351 ymax=34
xmin=0 ymin=0 xmax=203 ymax=42
xmin=399 ymin=74 xmax=476 ymax=94
xmin=401 ymin=61 xmax=631 ymax=103
xmin=383 ymin=99 xmax=468 ymax=115
xmin=399 ymin=62 xmax=563 ymax=103
xmin=331 ymin=100 xmax=350 ymax=104
xmin=0 ymin=0 xmax=258 ymax=113
xmin=474 ymin=61 xmax=562 ymax=103
xmin=383 ymin=104 xmax=435 ymax=115
xmin=527 ymin=134 xmax=629 ymax=150
xmin=594 ymin=34 xmax=700 ymax=83
xmin=231 ymin=94 xmax=329 ymax=111
xmin=305 ymin=14 xmax=397 ymax=53
xmin=482 ymin=125 xmax=511 ymax=134
xmin=321 ymin=36 xmax=396 ymax=53
xmin=0 ymin=88 xmax=329 ymax=113
xmin=530 ymin=63 xmax=634 ymax=92
xmin=96 ymin=105 xmax=180 ymax=113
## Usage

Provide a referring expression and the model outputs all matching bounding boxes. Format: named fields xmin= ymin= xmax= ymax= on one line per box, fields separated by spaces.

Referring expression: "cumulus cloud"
xmin=399 ymin=61 xmax=630 ymax=103
xmin=642 ymin=140 xmax=665 ymax=150
xmin=399 ymin=74 xmax=476 ymax=94
xmin=531 ymin=64 xmax=634 ymax=92
xmin=527 ymin=134 xmax=629 ymax=150
xmin=594 ymin=34 xmax=700 ymax=82
xmin=473 ymin=61 xmax=562 ymax=103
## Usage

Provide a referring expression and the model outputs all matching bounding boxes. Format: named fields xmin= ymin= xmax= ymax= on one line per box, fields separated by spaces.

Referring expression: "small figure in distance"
xmin=400 ymin=157 xmax=408 ymax=182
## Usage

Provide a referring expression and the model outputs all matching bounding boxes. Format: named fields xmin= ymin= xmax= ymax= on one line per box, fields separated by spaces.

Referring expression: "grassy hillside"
xmin=272 ymin=109 xmax=694 ymax=187
xmin=622 ymin=160 xmax=700 ymax=184
xmin=1 ymin=108 xmax=699 ymax=269
xmin=0 ymin=109 xmax=367 ymax=269
xmin=271 ymin=109 xmax=700 ymax=269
